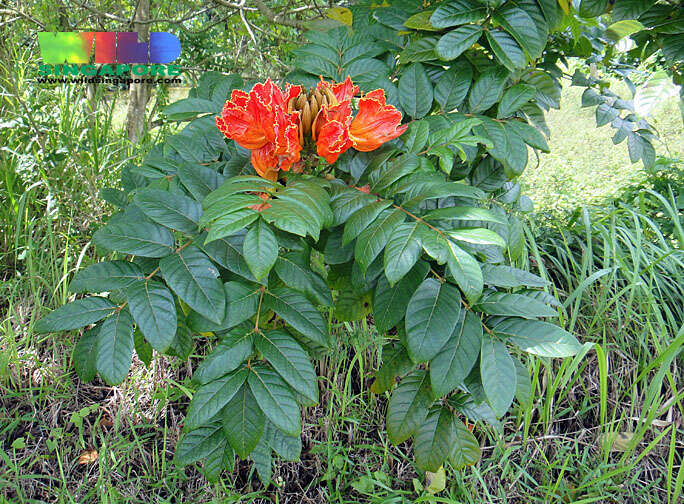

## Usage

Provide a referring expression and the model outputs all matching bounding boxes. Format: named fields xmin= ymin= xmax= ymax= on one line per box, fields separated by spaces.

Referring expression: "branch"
xmin=251 ymin=0 xmax=305 ymax=29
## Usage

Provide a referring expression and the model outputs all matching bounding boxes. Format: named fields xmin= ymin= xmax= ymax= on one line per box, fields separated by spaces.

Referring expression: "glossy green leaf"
xmin=35 ymin=297 xmax=116 ymax=333
xmin=430 ymin=311 xmax=482 ymax=397
xmin=486 ymin=29 xmax=526 ymax=72
xmin=256 ymin=329 xmax=318 ymax=405
xmin=194 ymin=330 xmax=253 ymax=385
xmin=96 ymin=307 xmax=134 ymax=385
xmin=434 ymin=65 xmax=472 ymax=111
xmin=386 ymin=370 xmax=433 ymax=444
xmin=468 ymin=67 xmax=509 ymax=113
xmin=174 ymin=422 xmax=224 ymax=466
xmin=384 ymin=221 xmax=423 ymax=285
xmin=222 ymin=384 xmax=264 ymax=458
xmin=431 ymin=0 xmax=486 ymax=28
xmin=264 ymin=287 xmax=329 ymax=347
xmin=436 ymin=25 xmax=483 ymax=60
xmin=405 ymin=279 xmax=462 ymax=362
xmin=134 ymin=189 xmax=202 ymax=234
xmin=480 ymin=334 xmax=516 ymax=417
xmin=398 ymin=63 xmax=434 ymax=119
xmin=185 ymin=368 xmax=248 ymax=430
xmin=497 ymin=84 xmax=536 ymax=118
xmin=248 ymin=365 xmax=300 ymax=436
xmin=160 ymin=245 xmax=225 ymax=325
xmin=243 ymin=220 xmax=278 ymax=281
xmin=494 ymin=318 xmax=582 ymax=357
xmin=371 ymin=343 xmax=415 ymax=394
xmin=374 ymin=260 xmax=430 ymax=333
xmin=73 ymin=326 xmax=99 ymax=382
xmin=475 ymin=292 xmax=557 ymax=318
xmin=414 ymin=406 xmax=455 ymax=472
xmin=125 ymin=280 xmax=177 ymax=352
xmin=93 ymin=221 xmax=174 ymax=258
xmin=449 ymin=418 xmax=481 ymax=469
xmin=69 ymin=260 xmax=143 ymax=293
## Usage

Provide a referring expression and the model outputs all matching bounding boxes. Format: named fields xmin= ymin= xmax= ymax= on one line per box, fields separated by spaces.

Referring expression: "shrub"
xmin=35 ymin=0 xmax=682 ymax=485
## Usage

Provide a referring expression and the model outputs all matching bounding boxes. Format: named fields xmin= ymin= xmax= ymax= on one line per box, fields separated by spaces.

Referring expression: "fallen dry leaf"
xmin=425 ymin=466 xmax=446 ymax=494
xmin=77 ymin=449 xmax=98 ymax=465
xmin=597 ymin=432 xmax=634 ymax=452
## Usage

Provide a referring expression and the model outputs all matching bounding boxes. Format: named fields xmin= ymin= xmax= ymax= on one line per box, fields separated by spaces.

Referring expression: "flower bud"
xmin=296 ymin=93 xmax=307 ymax=110
xmin=301 ymin=101 xmax=312 ymax=134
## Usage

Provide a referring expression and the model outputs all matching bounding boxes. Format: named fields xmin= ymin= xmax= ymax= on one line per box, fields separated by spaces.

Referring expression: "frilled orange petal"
xmin=314 ymin=101 xmax=353 ymax=163
xmin=317 ymin=76 xmax=360 ymax=103
xmin=274 ymin=119 xmax=302 ymax=172
xmin=251 ymin=143 xmax=279 ymax=181
xmin=349 ymin=89 xmax=408 ymax=152
xmin=217 ymin=88 xmax=270 ymax=149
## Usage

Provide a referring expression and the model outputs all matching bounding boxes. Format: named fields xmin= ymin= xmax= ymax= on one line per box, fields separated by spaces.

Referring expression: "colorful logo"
xmin=38 ymin=32 xmax=181 ymax=64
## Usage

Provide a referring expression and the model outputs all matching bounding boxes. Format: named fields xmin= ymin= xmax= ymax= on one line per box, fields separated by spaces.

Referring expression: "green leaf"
xmin=448 ymin=228 xmax=506 ymax=247
xmin=419 ymin=233 xmax=482 ymax=303
xmin=249 ymin=436 xmax=272 ymax=485
xmin=274 ymin=254 xmax=332 ymax=307
xmin=200 ymin=232 xmax=257 ymax=283
xmin=35 ymin=297 xmax=117 ymax=333
xmin=502 ymin=123 xmax=528 ymax=177
xmin=405 ymin=279 xmax=463 ymax=362
xmin=606 ymin=19 xmax=644 ymax=40
xmin=194 ymin=330 xmax=253 ymax=385
xmin=480 ymin=264 xmax=547 ymax=288
xmin=69 ymin=261 xmax=143 ymax=293
xmin=400 ymin=36 xmax=440 ymax=64
xmin=430 ymin=311 xmax=482 ymax=397
xmin=513 ymin=357 xmax=532 ymax=408
xmin=505 ymin=120 xmax=550 ymax=152
xmin=434 ymin=65 xmax=472 ymax=112
xmin=134 ymin=189 xmax=202 ymax=234
xmin=497 ymin=84 xmax=536 ymax=118
xmin=401 ymin=120 xmax=431 ymax=153
xmin=449 ymin=418 xmax=481 ymax=469
xmin=256 ymin=329 xmax=318 ymax=406
xmin=386 ymin=370 xmax=433 ymax=444
xmin=93 ymin=221 xmax=174 ymax=258
xmin=595 ymin=103 xmax=620 ymax=127
xmin=222 ymin=384 xmax=264 ymax=458
xmin=414 ymin=406 xmax=455 ymax=472
xmin=125 ymin=280 xmax=177 ymax=353
xmin=263 ymin=421 xmax=301 ymax=461
xmin=248 ymin=365 xmax=300 ymax=436
xmin=73 ymin=326 xmax=99 ymax=382
xmin=423 ymin=206 xmax=506 ymax=224
xmin=493 ymin=318 xmax=582 ymax=357
xmin=96 ymin=307 xmax=134 ymax=385
xmin=371 ymin=343 xmax=415 ymax=394
xmin=201 ymin=434 xmax=228 ymax=483
xmin=160 ymin=246 xmax=225 ymax=325
xmin=355 ymin=209 xmax=405 ymax=273
xmin=174 ymin=423 xmax=224 ymax=466
xmin=374 ymin=261 xmax=430 ymax=333
xmin=404 ymin=10 xmax=440 ymax=31
xmin=486 ymin=29 xmax=526 ymax=72
xmin=206 ymin=209 xmax=259 ymax=243
xmin=343 ymin=201 xmax=393 ymax=246
xmin=260 ymin=201 xmax=311 ymax=238
xmin=398 ymin=63 xmax=434 ymax=119
xmin=264 ymin=287 xmax=329 ymax=347
xmin=134 ymin=328 xmax=153 ymax=366
xmin=163 ymin=98 xmax=217 ymax=121
xmin=330 ymin=187 xmax=377 ymax=227
xmin=436 ymin=25 xmax=483 ymax=60
xmin=475 ymin=292 xmax=557 ymax=318
xmin=579 ymin=0 xmax=609 ymax=17
xmin=177 ymin=162 xmax=226 ymax=201
xmin=479 ymin=334 xmax=516 ymax=417
xmin=384 ymin=222 xmax=424 ymax=285
xmin=494 ymin=5 xmax=545 ymax=59
xmin=242 ymin=220 xmax=278 ymax=281
xmin=468 ymin=67 xmax=509 ymax=113
xmin=185 ymin=368 xmax=248 ymax=430
xmin=431 ymin=0 xmax=486 ymax=28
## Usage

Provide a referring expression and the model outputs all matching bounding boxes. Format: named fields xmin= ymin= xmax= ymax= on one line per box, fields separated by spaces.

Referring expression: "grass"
xmin=1 ymin=47 xmax=683 ymax=502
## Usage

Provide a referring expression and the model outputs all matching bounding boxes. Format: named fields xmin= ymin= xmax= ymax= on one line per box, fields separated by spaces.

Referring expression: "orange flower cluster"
xmin=216 ymin=77 xmax=407 ymax=181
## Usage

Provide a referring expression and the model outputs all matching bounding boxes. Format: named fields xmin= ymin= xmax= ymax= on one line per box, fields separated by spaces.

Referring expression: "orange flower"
xmin=349 ymin=89 xmax=408 ymax=151
xmin=216 ymin=79 xmax=302 ymax=181
xmin=314 ymin=78 xmax=407 ymax=163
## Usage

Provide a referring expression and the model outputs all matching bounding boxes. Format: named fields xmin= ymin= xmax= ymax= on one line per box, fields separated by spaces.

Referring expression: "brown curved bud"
xmin=311 ymin=109 xmax=321 ymax=142
xmin=323 ymin=87 xmax=338 ymax=107
xmin=296 ymin=93 xmax=307 ymax=110
xmin=309 ymin=96 xmax=320 ymax=120
xmin=301 ymin=101 xmax=312 ymax=134
xmin=313 ymin=89 xmax=323 ymax=107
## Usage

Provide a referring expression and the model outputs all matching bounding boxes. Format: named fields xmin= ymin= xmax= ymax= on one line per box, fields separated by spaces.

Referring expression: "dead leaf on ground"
xmin=77 ymin=449 xmax=98 ymax=464
xmin=425 ymin=466 xmax=446 ymax=494
xmin=597 ymin=432 xmax=634 ymax=452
